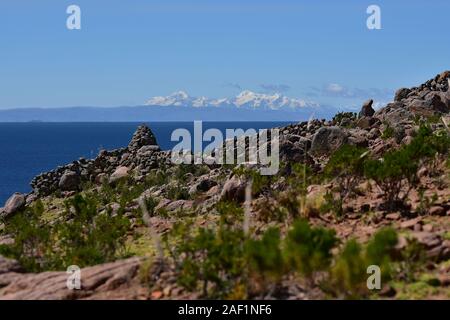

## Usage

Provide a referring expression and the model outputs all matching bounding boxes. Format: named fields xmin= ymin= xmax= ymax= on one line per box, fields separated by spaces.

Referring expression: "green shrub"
xmin=322 ymin=145 xmax=367 ymax=216
xmin=145 ymin=169 xmax=169 ymax=187
xmin=416 ymin=188 xmax=438 ymax=215
xmin=365 ymin=228 xmax=398 ymax=268
xmin=320 ymin=191 xmax=344 ymax=217
xmin=381 ymin=124 xmax=395 ymax=140
xmin=167 ymin=183 xmax=190 ymax=200
xmin=143 ymin=196 xmax=159 ymax=217
xmin=54 ymin=194 xmax=131 ymax=268
xmin=284 ymin=220 xmax=337 ymax=279
xmin=329 ymin=239 xmax=367 ymax=298
xmin=329 ymin=228 xmax=398 ymax=298
xmin=288 ymin=163 xmax=317 ymax=194
xmin=0 ymin=200 xmax=53 ymax=271
xmin=398 ymin=238 xmax=427 ymax=283
xmin=364 ymin=147 xmax=418 ymax=211
xmin=324 ymin=145 xmax=367 ymax=198
xmin=174 ymin=164 xmax=209 ymax=182
xmin=254 ymin=196 xmax=286 ymax=223
xmin=365 ymin=124 xmax=449 ymax=211
xmin=215 ymin=201 xmax=244 ymax=222
xmin=166 ymin=217 xmax=246 ymax=298
xmin=233 ymin=166 xmax=270 ymax=196
xmin=277 ymin=164 xmax=321 ymax=219
xmin=246 ymin=227 xmax=284 ymax=282
xmin=0 ymin=194 xmax=131 ymax=272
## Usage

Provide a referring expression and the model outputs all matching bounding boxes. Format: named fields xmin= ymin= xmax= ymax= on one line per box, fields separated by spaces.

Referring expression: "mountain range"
xmin=0 ymin=91 xmax=345 ymax=122
xmin=145 ymin=90 xmax=320 ymax=110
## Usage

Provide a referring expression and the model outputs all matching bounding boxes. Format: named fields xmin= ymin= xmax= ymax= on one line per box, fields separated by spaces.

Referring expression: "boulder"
xmin=279 ymin=135 xmax=311 ymax=162
xmin=0 ymin=255 xmax=22 ymax=275
xmin=394 ymin=88 xmax=411 ymax=102
xmin=1 ymin=193 xmax=26 ymax=219
xmin=189 ymin=177 xmax=217 ymax=195
xmin=429 ymin=206 xmax=445 ymax=216
xmin=165 ymin=200 xmax=194 ymax=212
xmin=109 ymin=166 xmax=129 ymax=185
xmin=424 ymin=92 xmax=449 ymax=113
xmin=407 ymin=93 xmax=449 ymax=116
xmin=359 ymin=99 xmax=375 ymax=117
xmin=348 ymin=130 xmax=369 ymax=148
xmin=137 ymin=145 xmax=160 ymax=157
xmin=95 ymin=173 xmax=108 ymax=185
xmin=58 ymin=171 xmax=80 ymax=192
xmin=437 ymin=70 xmax=450 ymax=84
xmin=356 ymin=116 xmax=378 ymax=129
xmin=310 ymin=127 xmax=348 ymax=155
xmin=220 ymin=175 xmax=246 ymax=203
xmin=0 ymin=257 xmax=142 ymax=300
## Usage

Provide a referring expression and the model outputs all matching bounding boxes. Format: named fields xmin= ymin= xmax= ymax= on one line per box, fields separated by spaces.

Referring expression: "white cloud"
xmin=326 ymin=83 xmax=345 ymax=93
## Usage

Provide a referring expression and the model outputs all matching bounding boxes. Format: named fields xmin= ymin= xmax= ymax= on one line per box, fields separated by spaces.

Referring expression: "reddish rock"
xmin=400 ymin=217 xmax=422 ymax=229
xmin=429 ymin=206 xmax=445 ymax=216
xmin=0 ymin=257 xmax=142 ymax=300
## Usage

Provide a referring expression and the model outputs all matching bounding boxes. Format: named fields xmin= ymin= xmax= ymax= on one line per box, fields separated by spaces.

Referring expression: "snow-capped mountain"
xmin=145 ymin=90 xmax=318 ymax=110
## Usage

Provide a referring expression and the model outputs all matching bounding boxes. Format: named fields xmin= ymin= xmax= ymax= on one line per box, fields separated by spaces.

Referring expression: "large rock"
xmin=1 ymin=193 xmax=26 ymax=219
xmin=0 ymin=255 xmax=22 ymax=275
xmin=348 ymin=129 xmax=369 ymax=148
xmin=0 ymin=257 xmax=142 ymax=300
xmin=109 ymin=166 xmax=130 ymax=185
xmin=279 ymin=135 xmax=312 ymax=163
xmin=220 ymin=175 xmax=246 ymax=203
xmin=356 ymin=116 xmax=378 ymax=129
xmin=407 ymin=93 xmax=449 ymax=116
xmin=394 ymin=88 xmax=411 ymax=102
xmin=58 ymin=171 xmax=81 ymax=192
xmin=359 ymin=99 xmax=375 ymax=117
xmin=128 ymin=125 xmax=158 ymax=153
xmin=437 ymin=70 xmax=450 ymax=83
xmin=310 ymin=127 xmax=348 ymax=156
xmin=189 ymin=176 xmax=217 ymax=195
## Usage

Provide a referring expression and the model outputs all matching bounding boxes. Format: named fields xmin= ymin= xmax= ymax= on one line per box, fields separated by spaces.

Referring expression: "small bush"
xmin=145 ymin=169 xmax=169 ymax=187
xmin=167 ymin=183 xmax=190 ymax=200
xmin=365 ymin=124 xmax=449 ymax=211
xmin=365 ymin=227 xmax=398 ymax=268
xmin=233 ymin=167 xmax=271 ymax=196
xmin=329 ymin=239 xmax=367 ymax=298
xmin=322 ymin=145 xmax=367 ymax=216
xmin=246 ymin=227 xmax=284 ymax=288
xmin=364 ymin=147 xmax=418 ymax=211
xmin=329 ymin=228 xmax=398 ymax=299
xmin=0 ymin=194 xmax=131 ymax=272
xmin=55 ymin=194 xmax=131 ymax=268
xmin=174 ymin=164 xmax=209 ymax=182
xmin=320 ymin=191 xmax=344 ymax=217
xmin=381 ymin=124 xmax=395 ymax=140
xmin=324 ymin=145 xmax=367 ymax=199
xmin=284 ymin=220 xmax=337 ymax=279
xmin=0 ymin=200 xmax=52 ymax=271
xmin=166 ymin=218 xmax=246 ymax=298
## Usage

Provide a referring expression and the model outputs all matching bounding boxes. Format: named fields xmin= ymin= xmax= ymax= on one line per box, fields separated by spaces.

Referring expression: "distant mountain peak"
xmin=144 ymin=90 xmax=319 ymax=110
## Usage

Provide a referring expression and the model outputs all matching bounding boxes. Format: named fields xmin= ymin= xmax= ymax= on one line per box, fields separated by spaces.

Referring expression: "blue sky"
xmin=0 ymin=0 xmax=449 ymax=109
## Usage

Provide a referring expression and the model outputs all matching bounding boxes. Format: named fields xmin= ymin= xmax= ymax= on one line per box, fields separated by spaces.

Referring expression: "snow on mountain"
xmin=145 ymin=91 xmax=191 ymax=107
xmin=145 ymin=90 xmax=318 ymax=110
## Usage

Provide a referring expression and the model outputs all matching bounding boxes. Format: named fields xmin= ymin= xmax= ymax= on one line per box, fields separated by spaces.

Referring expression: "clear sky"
xmin=0 ymin=0 xmax=449 ymax=109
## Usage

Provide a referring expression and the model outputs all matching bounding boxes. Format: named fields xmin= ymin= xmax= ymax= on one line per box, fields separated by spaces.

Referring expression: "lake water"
xmin=0 ymin=122 xmax=292 ymax=204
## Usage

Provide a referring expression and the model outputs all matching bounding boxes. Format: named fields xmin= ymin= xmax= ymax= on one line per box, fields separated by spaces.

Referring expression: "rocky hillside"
xmin=0 ymin=71 xmax=449 ymax=300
